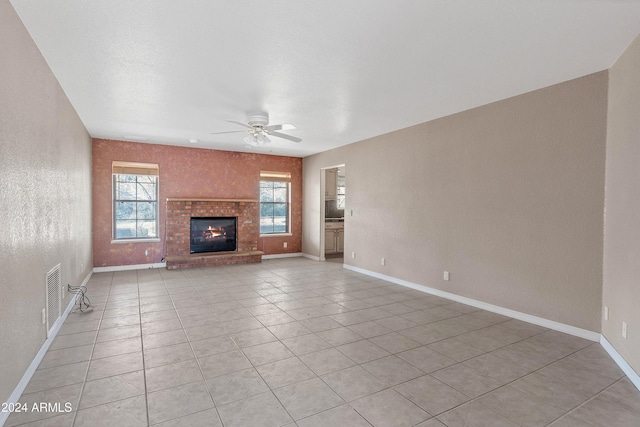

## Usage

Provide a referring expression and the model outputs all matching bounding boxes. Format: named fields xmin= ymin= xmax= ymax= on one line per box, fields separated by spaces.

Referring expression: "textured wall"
xmin=304 ymin=72 xmax=607 ymax=331
xmin=603 ymin=33 xmax=640 ymax=375
xmin=92 ymin=139 xmax=302 ymax=266
xmin=0 ymin=0 xmax=92 ymax=405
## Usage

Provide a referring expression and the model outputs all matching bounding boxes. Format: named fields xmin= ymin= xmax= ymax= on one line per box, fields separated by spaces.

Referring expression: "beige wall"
xmin=603 ymin=34 xmax=640 ymax=375
xmin=0 ymin=0 xmax=93 ymax=404
xmin=304 ymin=72 xmax=608 ymax=332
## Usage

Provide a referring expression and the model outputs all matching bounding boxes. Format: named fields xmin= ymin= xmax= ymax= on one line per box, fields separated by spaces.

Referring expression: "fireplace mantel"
xmin=166 ymin=198 xmax=258 ymax=203
xmin=164 ymin=198 xmax=262 ymax=269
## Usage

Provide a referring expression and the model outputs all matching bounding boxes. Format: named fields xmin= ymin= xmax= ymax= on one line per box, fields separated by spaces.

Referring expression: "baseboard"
xmin=343 ymin=264 xmax=601 ymax=342
xmin=262 ymin=253 xmax=303 ymax=260
xmin=600 ymin=336 xmax=640 ymax=392
xmin=302 ymin=253 xmax=321 ymax=261
xmin=93 ymin=262 xmax=166 ymax=273
xmin=0 ymin=270 xmax=93 ymax=427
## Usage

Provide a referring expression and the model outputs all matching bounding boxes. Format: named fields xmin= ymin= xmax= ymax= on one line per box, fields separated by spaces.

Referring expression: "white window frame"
xmin=112 ymin=161 xmax=160 ymax=242
xmin=259 ymin=171 xmax=292 ymax=237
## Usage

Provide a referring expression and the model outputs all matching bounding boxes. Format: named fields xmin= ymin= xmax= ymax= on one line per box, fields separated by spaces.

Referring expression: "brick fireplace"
xmin=164 ymin=198 xmax=263 ymax=269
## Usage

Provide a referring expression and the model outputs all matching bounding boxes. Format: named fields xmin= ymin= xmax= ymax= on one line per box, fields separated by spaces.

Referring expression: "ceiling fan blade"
xmin=269 ymin=131 xmax=302 ymax=143
xmin=227 ymin=120 xmax=253 ymax=129
xmin=266 ymin=123 xmax=296 ymax=131
xmin=210 ymin=130 xmax=246 ymax=135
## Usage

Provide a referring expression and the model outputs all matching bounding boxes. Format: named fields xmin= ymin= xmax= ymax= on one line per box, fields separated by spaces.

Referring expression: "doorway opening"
xmin=321 ymin=165 xmax=346 ymax=262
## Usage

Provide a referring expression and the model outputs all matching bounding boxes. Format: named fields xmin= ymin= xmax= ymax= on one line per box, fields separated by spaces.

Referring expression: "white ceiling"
xmin=10 ymin=0 xmax=640 ymax=157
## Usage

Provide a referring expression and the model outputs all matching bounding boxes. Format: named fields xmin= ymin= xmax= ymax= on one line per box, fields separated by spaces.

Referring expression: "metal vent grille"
xmin=45 ymin=264 xmax=62 ymax=336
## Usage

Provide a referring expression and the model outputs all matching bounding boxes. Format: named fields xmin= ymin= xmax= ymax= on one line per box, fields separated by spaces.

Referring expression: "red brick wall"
xmin=92 ymin=139 xmax=302 ymax=267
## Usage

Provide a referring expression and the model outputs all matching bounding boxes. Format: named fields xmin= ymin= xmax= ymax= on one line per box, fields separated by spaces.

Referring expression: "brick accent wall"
xmin=165 ymin=198 xmax=261 ymax=268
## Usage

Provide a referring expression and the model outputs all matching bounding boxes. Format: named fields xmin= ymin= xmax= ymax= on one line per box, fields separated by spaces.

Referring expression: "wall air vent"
xmin=45 ymin=264 xmax=62 ymax=337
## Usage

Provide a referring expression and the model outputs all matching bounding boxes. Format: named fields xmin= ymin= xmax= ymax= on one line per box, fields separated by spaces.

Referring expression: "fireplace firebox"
xmin=190 ymin=217 xmax=237 ymax=254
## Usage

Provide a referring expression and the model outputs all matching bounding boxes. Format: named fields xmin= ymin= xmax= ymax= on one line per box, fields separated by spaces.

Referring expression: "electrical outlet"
xmin=283 ymin=242 xmax=288 ymax=248
xmin=444 ymin=271 xmax=450 ymax=281
xmin=604 ymin=306 xmax=609 ymax=321
xmin=622 ymin=321 xmax=628 ymax=339
xmin=351 ymin=251 xmax=355 ymax=259
xmin=381 ymin=258 xmax=385 ymax=266
xmin=41 ymin=308 xmax=46 ymax=325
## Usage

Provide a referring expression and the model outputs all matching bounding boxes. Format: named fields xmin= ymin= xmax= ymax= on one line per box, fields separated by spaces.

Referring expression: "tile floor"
xmin=6 ymin=257 xmax=640 ymax=427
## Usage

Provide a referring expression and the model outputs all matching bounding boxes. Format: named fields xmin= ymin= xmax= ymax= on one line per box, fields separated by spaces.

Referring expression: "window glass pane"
xmin=260 ymin=217 xmax=274 ymax=234
xmin=273 ymin=187 xmax=287 ymax=202
xmin=137 ymin=202 xmax=156 ymax=220
xmin=137 ymin=221 xmax=157 ymax=237
xmin=260 ymin=203 xmax=274 ymax=217
xmin=116 ymin=182 xmax=137 ymax=200
xmin=115 ymin=202 xmax=136 ymax=219
xmin=137 ymin=183 xmax=156 ymax=201
xmin=115 ymin=220 xmax=137 ymax=238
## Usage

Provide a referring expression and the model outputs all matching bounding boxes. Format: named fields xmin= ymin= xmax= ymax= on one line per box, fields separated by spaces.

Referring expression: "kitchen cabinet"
xmin=325 ymin=221 xmax=344 ymax=254
xmin=325 ymin=169 xmax=337 ymax=200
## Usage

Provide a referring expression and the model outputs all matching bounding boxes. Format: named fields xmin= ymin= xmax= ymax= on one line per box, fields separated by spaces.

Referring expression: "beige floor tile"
xmin=229 ymin=327 xmax=277 ymax=347
xmin=397 ymin=345 xmax=457 ymax=373
xmin=369 ymin=332 xmax=421 ymax=353
xmin=299 ymin=347 xmax=356 ymax=376
xmin=256 ymin=356 xmax=317 ymax=389
xmin=282 ymin=333 xmax=332 ymax=355
xmin=273 ymin=377 xmax=344 ymax=420
xmin=296 ymin=404 xmax=371 ymax=427
xmin=38 ymin=344 xmax=93 ymax=370
xmin=147 ymin=381 xmax=215 ymax=425
xmin=24 ymin=361 xmax=89 ymax=394
xmin=140 ymin=317 xmax=182 ymax=335
xmin=144 ymin=341 xmax=195 ymax=368
xmin=395 ymin=375 xmax=469 ymax=416
xmin=198 ymin=349 xmax=252 ymax=378
xmin=184 ymin=322 xmax=227 ymax=341
xmin=216 ymin=391 xmax=293 ymax=427
xmin=74 ymin=395 xmax=147 ymax=427
xmin=316 ymin=327 xmax=363 ymax=346
xmin=96 ymin=324 xmax=141 ymax=343
xmin=361 ymin=355 xmax=425 ymax=386
xmin=350 ymin=389 xmax=430 ymax=427
xmin=79 ymin=370 xmax=145 ymax=409
xmin=437 ymin=401 xmax=518 ymax=427
xmin=151 ymin=408 xmax=222 ymax=427
xmin=145 ymin=358 xmax=203 ymax=392
xmin=92 ymin=336 xmax=141 ymax=359
xmin=143 ymin=328 xmax=187 ymax=349
xmin=321 ymin=365 xmax=386 ymax=402
xmin=335 ymin=339 xmax=390 ymax=363
xmin=87 ymin=352 xmax=143 ymax=381
xmin=206 ymin=368 xmax=270 ymax=406
xmin=242 ymin=341 xmax=294 ymax=366
xmin=49 ymin=331 xmax=97 ymax=351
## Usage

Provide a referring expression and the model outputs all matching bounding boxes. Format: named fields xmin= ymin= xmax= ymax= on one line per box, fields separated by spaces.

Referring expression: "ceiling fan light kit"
xmin=210 ymin=111 xmax=302 ymax=146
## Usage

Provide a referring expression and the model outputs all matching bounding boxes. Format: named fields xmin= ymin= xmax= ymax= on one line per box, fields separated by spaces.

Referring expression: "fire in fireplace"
xmin=190 ymin=217 xmax=237 ymax=253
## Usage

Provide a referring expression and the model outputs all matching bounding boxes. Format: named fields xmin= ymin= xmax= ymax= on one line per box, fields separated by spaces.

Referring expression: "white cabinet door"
xmin=337 ymin=229 xmax=344 ymax=253
xmin=325 ymin=230 xmax=337 ymax=253
xmin=325 ymin=169 xmax=337 ymax=199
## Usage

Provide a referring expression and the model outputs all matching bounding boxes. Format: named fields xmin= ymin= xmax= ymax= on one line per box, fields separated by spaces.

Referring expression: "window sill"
xmin=260 ymin=233 xmax=292 ymax=238
xmin=111 ymin=238 xmax=161 ymax=244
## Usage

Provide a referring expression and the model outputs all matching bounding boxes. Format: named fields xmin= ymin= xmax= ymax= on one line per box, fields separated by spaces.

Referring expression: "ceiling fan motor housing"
xmin=247 ymin=113 xmax=269 ymax=128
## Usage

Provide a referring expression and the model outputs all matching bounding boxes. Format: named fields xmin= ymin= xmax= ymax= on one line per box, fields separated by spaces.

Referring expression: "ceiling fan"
xmin=210 ymin=112 xmax=301 ymax=146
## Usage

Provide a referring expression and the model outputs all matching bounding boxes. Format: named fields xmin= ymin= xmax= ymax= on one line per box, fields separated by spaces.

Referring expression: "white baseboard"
xmin=302 ymin=253 xmax=321 ymax=261
xmin=600 ymin=336 xmax=640 ymax=392
xmin=0 ymin=270 xmax=93 ymax=427
xmin=93 ymin=262 xmax=166 ymax=273
xmin=262 ymin=253 xmax=303 ymax=260
xmin=343 ymin=264 xmax=600 ymax=342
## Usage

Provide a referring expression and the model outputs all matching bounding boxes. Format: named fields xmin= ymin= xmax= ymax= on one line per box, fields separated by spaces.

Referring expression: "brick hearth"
xmin=164 ymin=198 xmax=263 ymax=269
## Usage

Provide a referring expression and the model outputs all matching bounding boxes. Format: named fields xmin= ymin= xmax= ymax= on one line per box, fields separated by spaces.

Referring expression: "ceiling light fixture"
xmin=189 ymin=138 xmax=199 ymax=143
xmin=244 ymin=133 xmax=271 ymax=146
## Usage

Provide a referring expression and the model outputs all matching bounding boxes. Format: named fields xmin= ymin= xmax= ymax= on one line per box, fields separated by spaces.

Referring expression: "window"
xmin=260 ymin=171 xmax=291 ymax=234
xmin=112 ymin=162 xmax=159 ymax=240
xmin=337 ymin=174 xmax=346 ymax=209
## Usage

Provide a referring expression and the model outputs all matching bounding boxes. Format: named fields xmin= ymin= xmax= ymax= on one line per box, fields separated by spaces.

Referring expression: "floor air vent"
xmin=46 ymin=264 xmax=62 ymax=336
